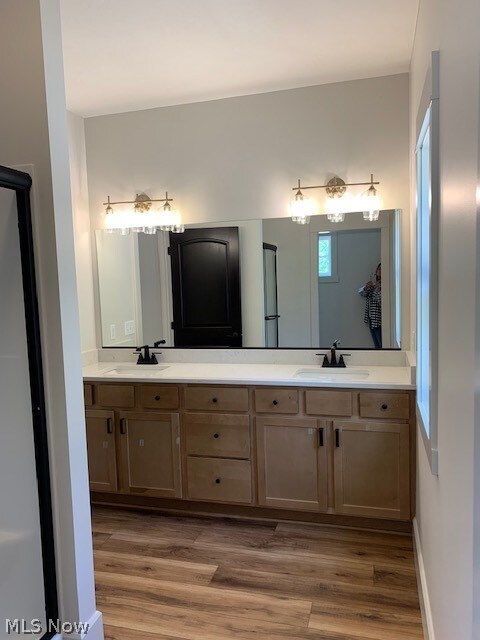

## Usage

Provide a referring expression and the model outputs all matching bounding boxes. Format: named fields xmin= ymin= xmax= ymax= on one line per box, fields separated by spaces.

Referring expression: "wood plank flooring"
xmin=92 ymin=506 xmax=424 ymax=640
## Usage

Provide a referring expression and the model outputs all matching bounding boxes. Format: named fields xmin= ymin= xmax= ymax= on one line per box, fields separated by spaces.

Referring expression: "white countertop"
xmin=83 ymin=361 xmax=414 ymax=389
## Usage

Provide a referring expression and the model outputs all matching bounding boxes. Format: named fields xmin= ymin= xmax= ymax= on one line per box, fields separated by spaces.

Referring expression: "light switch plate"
xmin=125 ymin=320 xmax=135 ymax=336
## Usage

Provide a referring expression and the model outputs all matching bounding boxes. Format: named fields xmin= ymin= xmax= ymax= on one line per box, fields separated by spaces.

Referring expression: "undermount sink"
xmin=105 ymin=365 xmax=170 ymax=376
xmin=294 ymin=368 xmax=370 ymax=381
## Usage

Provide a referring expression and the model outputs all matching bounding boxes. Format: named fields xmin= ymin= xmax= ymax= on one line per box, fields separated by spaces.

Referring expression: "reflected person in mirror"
xmin=359 ymin=263 xmax=382 ymax=348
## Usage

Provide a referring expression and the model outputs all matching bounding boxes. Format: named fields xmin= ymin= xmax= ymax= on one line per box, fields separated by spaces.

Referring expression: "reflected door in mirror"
xmin=169 ymin=227 xmax=242 ymax=346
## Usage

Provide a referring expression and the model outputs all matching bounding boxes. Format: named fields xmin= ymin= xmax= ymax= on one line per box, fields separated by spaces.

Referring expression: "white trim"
xmin=66 ymin=610 xmax=104 ymax=640
xmin=415 ymin=50 xmax=440 ymax=475
xmin=413 ymin=518 xmax=435 ymax=640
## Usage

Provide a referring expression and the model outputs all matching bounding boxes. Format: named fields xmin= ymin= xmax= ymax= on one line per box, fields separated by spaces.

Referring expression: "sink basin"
xmin=294 ymin=368 xmax=370 ymax=381
xmin=104 ymin=365 xmax=170 ymax=377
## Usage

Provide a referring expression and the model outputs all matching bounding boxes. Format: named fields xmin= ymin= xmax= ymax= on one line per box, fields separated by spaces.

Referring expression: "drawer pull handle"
xmin=381 ymin=403 xmax=388 ymax=411
xmin=213 ymin=433 xmax=220 ymax=439
xmin=212 ymin=397 xmax=218 ymax=404
xmin=155 ymin=395 xmax=161 ymax=401
xmin=318 ymin=427 xmax=324 ymax=447
xmin=272 ymin=400 xmax=278 ymax=406
xmin=106 ymin=417 xmax=113 ymax=434
xmin=120 ymin=418 xmax=126 ymax=435
xmin=215 ymin=478 xmax=221 ymax=484
xmin=335 ymin=428 xmax=340 ymax=447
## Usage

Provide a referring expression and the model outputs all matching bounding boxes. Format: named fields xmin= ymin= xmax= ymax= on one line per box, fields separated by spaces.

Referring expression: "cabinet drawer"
xmin=138 ymin=385 xmax=179 ymax=410
xmin=359 ymin=393 xmax=410 ymax=420
xmin=185 ymin=414 xmax=250 ymax=459
xmin=184 ymin=386 xmax=249 ymax=412
xmin=84 ymin=384 xmax=93 ymax=407
xmin=96 ymin=384 xmax=135 ymax=408
xmin=187 ymin=457 xmax=252 ymax=503
xmin=254 ymin=388 xmax=299 ymax=414
xmin=305 ymin=390 xmax=353 ymax=416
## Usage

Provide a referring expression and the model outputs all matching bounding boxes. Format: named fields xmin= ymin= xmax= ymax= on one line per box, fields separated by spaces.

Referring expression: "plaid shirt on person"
xmin=360 ymin=283 xmax=382 ymax=329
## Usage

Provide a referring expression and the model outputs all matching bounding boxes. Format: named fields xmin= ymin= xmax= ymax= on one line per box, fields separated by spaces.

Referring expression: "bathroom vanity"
xmin=83 ymin=363 xmax=415 ymax=531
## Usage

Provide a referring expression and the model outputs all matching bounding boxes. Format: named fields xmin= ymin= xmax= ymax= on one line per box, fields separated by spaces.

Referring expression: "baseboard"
xmin=413 ymin=517 xmax=435 ymax=640
xmin=68 ymin=610 xmax=103 ymax=640
xmin=91 ymin=492 xmax=413 ymax=533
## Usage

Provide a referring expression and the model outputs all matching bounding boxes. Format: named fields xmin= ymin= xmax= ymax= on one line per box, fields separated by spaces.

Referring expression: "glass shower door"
xmin=0 ymin=188 xmax=48 ymax=639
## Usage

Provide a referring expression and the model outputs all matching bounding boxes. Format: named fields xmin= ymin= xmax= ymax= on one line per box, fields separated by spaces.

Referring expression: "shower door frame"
xmin=0 ymin=165 xmax=58 ymax=638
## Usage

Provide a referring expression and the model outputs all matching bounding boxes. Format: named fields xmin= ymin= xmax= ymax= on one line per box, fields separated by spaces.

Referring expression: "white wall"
xmin=410 ymin=1 xmax=480 ymax=639
xmin=0 ymin=1 xmax=102 ymax=638
xmin=67 ymin=111 xmax=97 ymax=356
xmin=83 ymin=73 xmax=411 ymax=349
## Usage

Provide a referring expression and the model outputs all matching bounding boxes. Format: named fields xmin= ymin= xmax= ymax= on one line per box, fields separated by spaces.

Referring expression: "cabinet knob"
xmin=213 ymin=433 xmax=220 ymax=439
xmin=215 ymin=478 xmax=221 ymax=484
xmin=212 ymin=397 xmax=218 ymax=404
xmin=155 ymin=395 xmax=161 ymax=401
xmin=381 ymin=403 xmax=388 ymax=411
xmin=272 ymin=399 xmax=278 ymax=406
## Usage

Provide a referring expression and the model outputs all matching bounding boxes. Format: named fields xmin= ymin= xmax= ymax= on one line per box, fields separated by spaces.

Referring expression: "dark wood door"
xmin=169 ymin=227 xmax=242 ymax=346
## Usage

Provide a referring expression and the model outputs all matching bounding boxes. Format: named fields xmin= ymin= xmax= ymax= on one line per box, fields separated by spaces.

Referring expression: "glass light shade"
xmin=325 ymin=192 xmax=356 ymax=222
xmin=326 ymin=210 xmax=346 ymax=223
xmin=290 ymin=191 xmax=317 ymax=224
xmin=360 ymin=185 xmax=382 ymax=221
xmin=159 ymin=204 xmax=184 ymax=232
xmin=363 ymin=209 xmax=380 ymax=221
xmin=105 ymin=208 xmax=133 ymax=234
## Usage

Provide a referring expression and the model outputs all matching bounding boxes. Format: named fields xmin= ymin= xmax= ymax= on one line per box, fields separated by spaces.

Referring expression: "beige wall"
xmin=410 ymin=1 xmax=480 ymax=638
xmin=83 ymin=73 xmax=411 ymax=349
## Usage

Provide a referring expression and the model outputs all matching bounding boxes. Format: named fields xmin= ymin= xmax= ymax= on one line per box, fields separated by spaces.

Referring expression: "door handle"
xmin=265 ymin=315 xmax=281 ymax=320
xmin=335 ymin=428 xmax=340 ymax=447
xmin=318 ymin=427 xmax=325 ymax=447
xmin=120 ymin=418 xmax=127 ymax=435
xmin=106 ymin=417 xmax=113 ymax=434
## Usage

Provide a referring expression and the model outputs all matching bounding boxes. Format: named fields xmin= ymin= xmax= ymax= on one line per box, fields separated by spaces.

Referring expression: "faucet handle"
xmin=338 ymin=353 xmax=351 ymax=368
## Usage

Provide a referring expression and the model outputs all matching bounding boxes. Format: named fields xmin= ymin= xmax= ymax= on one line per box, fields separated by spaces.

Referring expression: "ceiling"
xmin=60 ymin=0 xmax=419 ymax=117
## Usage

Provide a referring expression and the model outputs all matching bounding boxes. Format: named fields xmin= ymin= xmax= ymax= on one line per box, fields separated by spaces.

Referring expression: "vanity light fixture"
xmin=291 ymin=174 xmax=381 ymax=223
xmin=103 ymin=192 xmax=184 ymax=234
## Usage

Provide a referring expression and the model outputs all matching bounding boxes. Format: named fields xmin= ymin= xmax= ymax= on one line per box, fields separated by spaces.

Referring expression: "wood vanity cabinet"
xmin=333 ymin=420 xmax=410 ymax=520
xmin=117 ymin=411 xmax=181 ymax=498
xmin=256 ymin=417 xmax=328 ymax=512
xmin=85 ymin=410 xmax=117 ymax=492
xmin=84 ymin=382 xmax=415 ymax=527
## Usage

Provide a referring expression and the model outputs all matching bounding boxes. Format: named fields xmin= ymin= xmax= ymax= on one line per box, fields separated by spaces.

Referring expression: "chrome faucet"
xmin=317 ymin=339 xmax=350 ymax=368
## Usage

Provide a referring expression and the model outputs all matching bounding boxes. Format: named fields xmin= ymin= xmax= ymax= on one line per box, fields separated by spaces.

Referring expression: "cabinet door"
xmin=256 ymin=417 xmax=328 ymax=512
xmin=85 ymin=410 xmax=117 ymax=493
xmin=118 ymin=412 xmax=181 ymax=498
xmin=333 ymin=421 xmax=410 ymax=520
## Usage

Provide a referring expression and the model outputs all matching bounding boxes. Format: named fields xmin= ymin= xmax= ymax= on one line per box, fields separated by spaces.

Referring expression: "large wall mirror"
xmin=96 ymin=210 xmax=401 ymax=349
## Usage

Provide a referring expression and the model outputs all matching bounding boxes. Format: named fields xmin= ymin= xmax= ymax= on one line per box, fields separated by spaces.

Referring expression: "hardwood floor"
xmin=91 ymin=506 xmax=424 ymax=640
